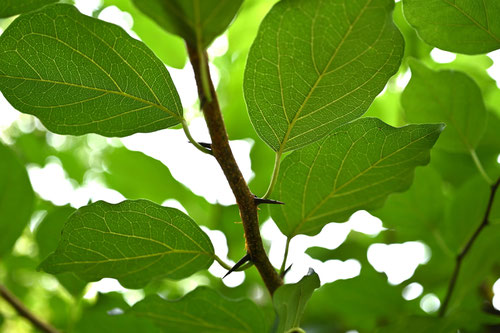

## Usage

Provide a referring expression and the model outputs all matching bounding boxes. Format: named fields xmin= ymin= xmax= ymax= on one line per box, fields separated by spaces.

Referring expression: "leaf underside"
xmin=0 ymin=4 xmax=183 ymax=137
xmin=403 ymin=0 xmax=500 ymax=54
xmin=130 ymin=286 xmax=269 ymax=333
xmin=244 ymin=0 xmax=404 ymax=153
xmin=271 ymin=117 xmax=443 ymax=236
xmin=40 ymin=200 xmax=214 ymax=289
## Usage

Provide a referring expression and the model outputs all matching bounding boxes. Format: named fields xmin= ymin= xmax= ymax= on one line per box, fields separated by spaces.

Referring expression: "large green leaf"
xmin=0 ymin=0 xmax=56 ymax=18
xmin=402 ymin=60 xmax=487 ymax=153
xmin=132 ymin=0 xmax=244 ymax=48
xmin=270 ymin=117 xmax=442 ymax=237
xmin=40 ymin=200 xmax=214 ymax=288
xmin=0 ymin=4 xmax=183 ymax=137
xmin=129 ymin=286 xmax=271 ymax=333
xmin=244 ymin=0 xmax=404 ymax=153
xmin=273 ymin=271 xmax=320 ymax=333
xmin=403 ymin=0 xmax=500 ymax=54
xmin=0 ymin=143 xmax=34 ymax=257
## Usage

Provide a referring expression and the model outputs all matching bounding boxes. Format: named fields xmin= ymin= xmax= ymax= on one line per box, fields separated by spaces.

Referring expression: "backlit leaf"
xmin=403 ymin=0 xmax=500 ymax=54
xmin=244 ymin=0 xmax=404 ymax=152
xmin=273 ymin=271 xmax=320 ymax=333
xmin=0 ymin=4 xmax=183 ymax=137
xmin=270 ymin=117 xmax=442 ymax=236
xmin=132 ymin=0 xmax=244 ymax=48
xmin=402 ymin=60 xmax=487 ymax=153
xmin=129 ymin=286 xmax=270 ymax=333
xmin=40 ymin=200 xmax=214 ymax=288
xmin=0 ymin=143 xmax=34 ymax=257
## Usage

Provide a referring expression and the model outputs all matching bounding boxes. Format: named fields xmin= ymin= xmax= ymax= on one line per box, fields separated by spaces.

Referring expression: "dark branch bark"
xmin=439 ymin=177 xmax=500 ymax=317
xmin=0 ymin=284 xmax=60 ymax=333
xmin=186 ymin=45 xmax=283 ymax=294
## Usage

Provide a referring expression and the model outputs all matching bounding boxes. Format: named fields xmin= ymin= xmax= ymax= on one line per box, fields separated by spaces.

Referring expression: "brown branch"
xmin=439 ymin=177 xmax=500 ymax=317
xmin=0 ymin=284 xmax=60 ymax=333
xmin=186 ymin=45 xmax=283 ymax=294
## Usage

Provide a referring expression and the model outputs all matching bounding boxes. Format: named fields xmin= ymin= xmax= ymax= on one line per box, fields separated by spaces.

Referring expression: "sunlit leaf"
xmin=129 ymin=286 xmax=271 ymax=333
xmin=0 ymin=4 xmax=183 ymax=137
xmin=271 ymin=117 xmax=442 ymax=236
xmin=0 ymin=0 xmax=56 ymax=18
xmin=0 ymin=143 xmax=34 ymax=257
xmin=132 ymin=0 xmax=243 ymax=48
xmin=40 ymin=200 xmax=214 ymax=288
xmin=402 ymin=60 xmax=487 ymax=153
xmin=403 ymin=0 xmax=500 ymax=54
xmin=244 ymin=0 xmax=404 ymax=152
xmin=273 ymin=271 xmax=320 ymax=333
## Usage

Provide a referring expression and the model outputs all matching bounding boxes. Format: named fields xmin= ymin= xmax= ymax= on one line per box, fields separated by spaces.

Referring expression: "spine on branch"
xmin=186 ymin=45 xmax=283 ymax=294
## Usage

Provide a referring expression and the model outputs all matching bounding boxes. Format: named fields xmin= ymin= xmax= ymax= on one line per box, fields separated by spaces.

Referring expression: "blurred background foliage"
xmin=0 ymin=0 xmax=499 ymax=332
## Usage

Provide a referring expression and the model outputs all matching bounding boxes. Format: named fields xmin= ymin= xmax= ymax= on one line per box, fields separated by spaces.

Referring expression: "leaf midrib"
xmin=276 ymin=0 xmax=373 ymax=154
xmin=0 ymin=74 xmax=179 ymax=119
xmin=441 ymin=0 xmax=500 ymax=43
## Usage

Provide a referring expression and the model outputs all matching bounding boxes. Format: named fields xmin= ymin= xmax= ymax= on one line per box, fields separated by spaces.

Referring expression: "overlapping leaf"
xmin=270 ymin=118 xmax=442 ymax=236
xmin=244 ymin=0 xmax=404 ymax=152
xmin=102 ymin=0 xmax=187 ymax=69
xmin=0 ymin=143 xmax=34 ymax=257
xmin=0 ymin=0 xmax=56 ymax=18
xmin=403 ymin=0 xmax=500 ymax=54
xmin=35 ymin=205 xmax=87 ymax=296
xmin=402 ymin=60 xmax=487 ymax=153
xmin=129 ymin=287 xmax=270 ymax=333
xmin=273 ymin=271 xmax=320 ymax=333
xmin=132 ymin=0 xmax=243 ymax=48
xmin=40 ymin=200 xmax=214 ymax=288
xmin=0 ymin=4 xmax=182 ymax=137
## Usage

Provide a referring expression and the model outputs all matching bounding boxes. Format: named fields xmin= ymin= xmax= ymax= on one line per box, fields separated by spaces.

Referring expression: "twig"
xmin=186 ymin=45 xmax=283 ymax=294
xmin=439 ymin=177 xmax=500 ymax=317
xmin=0 ymin=284 xmax=60 ymax=333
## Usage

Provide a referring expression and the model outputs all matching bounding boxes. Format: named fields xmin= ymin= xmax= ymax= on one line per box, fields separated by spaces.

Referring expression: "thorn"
xmin=223 ymin=253 xmax=251 ymax=279
xmin=189 ymin=141 xmax=212 ymax=152
xmin=253 ymin=195 xmax=284 ymax=206
xmin=280 ymin=263 xmax=293 ymax=279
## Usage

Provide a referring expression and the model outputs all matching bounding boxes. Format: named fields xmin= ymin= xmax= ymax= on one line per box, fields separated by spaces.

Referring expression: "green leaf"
xmin=0 ymin=0 xmax=56 ymax=18
xmin=76 ymin=292 xmax=159 ymax=333
xmin=101 ymin=0 xmax=187 ymax=69
xmin=305 ymin=265 xmax=410 ymax=332
xmin=129 ymin=286 xmax=270 ymax=333
xmin=39 ymin=200 xmax=214 ymax=288
xmin=270 ymin=117 xmax=442 ymax=237
xmin=0 ymin=4 xmax=183 ymax=137
xmin=244 ymin=0 xmax=404 ymax=152
xmin=273 ymin=271 xmax=320 ymax=333
xmin=34 ymin=205 xmax=87 ymax=296
xmin=402 ymin=60 xmax=487 ymax=153
xmin=442 ymin=176 xmax=490 ymax=253
xmin=132 ymin=0 xmax=244 ymax=48
xmin=371 ymin=166 xmax=446 ymax=242
xmin=403 ymin=0 xmax=500 ymax=54
xmin=0 ymin=143 xmax=34 ymax=257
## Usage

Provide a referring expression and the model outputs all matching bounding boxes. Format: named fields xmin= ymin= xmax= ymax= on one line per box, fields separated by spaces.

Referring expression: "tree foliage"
xmin=0 ymin=0 xmax=499 ymax=332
